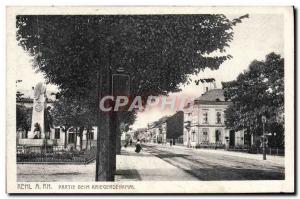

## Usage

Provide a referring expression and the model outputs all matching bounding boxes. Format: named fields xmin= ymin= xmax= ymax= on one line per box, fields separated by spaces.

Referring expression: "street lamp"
xmin=261 ymin=115 xmax=267 ymax=160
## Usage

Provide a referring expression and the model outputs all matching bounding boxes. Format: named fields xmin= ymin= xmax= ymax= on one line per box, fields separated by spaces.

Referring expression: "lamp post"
xmin=262 ymin=115 xmax=267 ymax=160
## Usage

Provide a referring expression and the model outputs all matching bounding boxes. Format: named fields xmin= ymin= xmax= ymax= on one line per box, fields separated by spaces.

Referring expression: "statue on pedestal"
xmin=28 ymin=82 xmax=47 ymax=139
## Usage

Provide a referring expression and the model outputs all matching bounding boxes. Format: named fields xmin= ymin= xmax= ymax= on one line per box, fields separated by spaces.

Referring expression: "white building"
xmin=183 ymin=87 xmax=247 ymax=149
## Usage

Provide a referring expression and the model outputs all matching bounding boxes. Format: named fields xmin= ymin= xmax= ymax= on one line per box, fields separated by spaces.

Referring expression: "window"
xmin=88 ymin=132 xmax=94 ymax=140
xmin=202 ymin=129 xmax=209 ymax=142
xmin=216 ymin=112 xmax=222 ymax=124
xmin=55 ymin=128 xmax=60 ymax=139
xmin=68 ymin=133 xmax=75 ymax=144
xmin=203 ymin=112 xmax=208 ymax=124
xmin=191 ymin=131 xmax=196 ymax=142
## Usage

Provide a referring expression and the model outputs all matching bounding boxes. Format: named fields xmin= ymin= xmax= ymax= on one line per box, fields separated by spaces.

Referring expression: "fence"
xmin=17 ymin=145 xmax=96 ymax=164
xmin=196 ymin=142 xmax=225 ymax=149
xmin=228 ymin=146 xmax=284 ymax=156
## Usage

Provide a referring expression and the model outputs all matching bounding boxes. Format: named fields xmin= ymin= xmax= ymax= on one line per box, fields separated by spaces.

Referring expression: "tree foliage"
xmin=222 ymin=53 xmax=284 ymax=147
xmin=16 ymin=14 xmax=247 ymax=126
xmin=16 ymin=104 xmax=32 ymax=132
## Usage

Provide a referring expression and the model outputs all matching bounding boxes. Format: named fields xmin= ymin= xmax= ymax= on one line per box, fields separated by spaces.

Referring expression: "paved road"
xmin=144 ymin=144 xmax=285 ymax=180
xmin=17 ymin=144 xmax=284 ymax=182
xmin=116 ymin=147 xmax=197 ymax=181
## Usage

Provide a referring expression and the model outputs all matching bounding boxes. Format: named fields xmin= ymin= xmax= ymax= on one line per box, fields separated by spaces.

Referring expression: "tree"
xmin=16 ymin=104 xmax=32 ymax=135
xmin=16 ymin=14 xmax=247 ymax=181
xmin=222 ymin=53 xmax=284 ymax=148
xmin=50 ymin=97 xmax=82 ymax=148
xmin=16 ymin=15 xmax=247 ymax=103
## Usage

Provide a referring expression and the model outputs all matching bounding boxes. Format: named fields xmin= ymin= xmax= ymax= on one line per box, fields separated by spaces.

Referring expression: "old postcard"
xmin=6 ymin=6 xmax=294 ymax=194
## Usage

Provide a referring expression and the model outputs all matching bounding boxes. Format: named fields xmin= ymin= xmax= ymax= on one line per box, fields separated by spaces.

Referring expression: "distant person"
xmin=129 ymin=139 xmax=133 ymax=146
xmin=135 ymin=139 xmax=142 ymax=153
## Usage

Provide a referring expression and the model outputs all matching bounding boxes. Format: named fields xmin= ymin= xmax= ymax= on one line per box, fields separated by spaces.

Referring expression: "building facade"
xmin=166 ymin=111 xmax=184 ymax=144
xmin=183 ymin=88 xmax=246 ymax=149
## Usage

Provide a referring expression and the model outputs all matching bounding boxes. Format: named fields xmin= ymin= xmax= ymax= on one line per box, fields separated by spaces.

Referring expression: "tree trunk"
xmin=95 ymin=54 xmax=115 ymax=181
xmin=64 ymin=128 xmax=68 ymax=149
xmin=116 ymin=119 xmax=121 ymax=155
xmin=110 ymin=111 xmax=117 ymax=176
xmin=86 ymin=125 xmax=90 ymax=150
xmin=79 ymin=126 xmax=84 ymax=151
xmin=74 ymin=127 xmax=78 ymax=150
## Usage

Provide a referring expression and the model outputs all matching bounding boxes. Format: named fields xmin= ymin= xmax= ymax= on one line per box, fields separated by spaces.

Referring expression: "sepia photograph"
xmin=6 ymin=6 xmax=294 ymax=194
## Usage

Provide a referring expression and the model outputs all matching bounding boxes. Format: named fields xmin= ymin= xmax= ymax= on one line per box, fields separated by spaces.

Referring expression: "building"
xmin=146 ymin=117 xmax=168 ymax=144
xmin=166 ymin=111 xmax=184 ymax=144
xmin=133 ymin=128 xmax=148 ymax=141
xmin=146 ymin=113 xmax=184 ymax=145
xmin=183 ymin=83 xmax=247 ymax=149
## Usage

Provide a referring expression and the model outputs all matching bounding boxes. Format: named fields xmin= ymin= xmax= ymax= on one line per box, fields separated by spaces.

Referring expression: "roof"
xmin=195 ymin=89 xmax=225 ymax=101
xmin=192 ymin=89 xmax=231 ymax=106
xmin=147 ymin=116 xmax=169 ymax=129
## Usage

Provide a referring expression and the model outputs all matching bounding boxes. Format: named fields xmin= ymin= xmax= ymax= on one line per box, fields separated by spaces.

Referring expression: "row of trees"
xmin=223 ymin=53 xmax=284 ymax=148
xmin=16 ymin=14 xmax=247 ymax=112
xmin=50 ymin=97 xmax=136 ymax=150
xmin=16 ymin=14 xmax=247 ymax=180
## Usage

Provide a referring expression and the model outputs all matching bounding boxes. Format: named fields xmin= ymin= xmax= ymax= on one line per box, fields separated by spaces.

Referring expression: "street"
xmin=143 ymin=144 xmax=284 ymax=180
xmin=17 ymin=144 xmax=284 ymax=182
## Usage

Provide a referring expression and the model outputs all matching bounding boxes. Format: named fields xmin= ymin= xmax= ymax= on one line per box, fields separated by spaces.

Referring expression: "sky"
xmin=15 ymin=14 xmax=284 ymax=130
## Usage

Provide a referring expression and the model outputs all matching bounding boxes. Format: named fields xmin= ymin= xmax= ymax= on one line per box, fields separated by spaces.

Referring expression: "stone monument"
xmin=18 ymin=82 xmax=57 ymax=151
xmin=28 ymin=82 xmax=47 ymax=139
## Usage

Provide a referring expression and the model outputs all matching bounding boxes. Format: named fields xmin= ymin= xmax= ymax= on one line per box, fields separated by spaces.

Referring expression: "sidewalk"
xmin=115 ymin=146 xmax=198 ymax=181
xmin=149 ymin=143 xmax=284 ymax=166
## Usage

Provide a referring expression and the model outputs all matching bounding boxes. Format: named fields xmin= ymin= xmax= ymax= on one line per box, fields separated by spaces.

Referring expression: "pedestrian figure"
xmin=129 ymin=139 xmax=132 ymax=146
xmin=170 ymin=140 xmax=172 ymax=147
xmin=135 ymin=139 xmax=142 ymax=153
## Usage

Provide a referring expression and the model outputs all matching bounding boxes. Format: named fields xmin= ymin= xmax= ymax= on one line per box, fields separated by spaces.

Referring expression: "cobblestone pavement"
xmin=144 ymin=144 xmax=285 ymax=180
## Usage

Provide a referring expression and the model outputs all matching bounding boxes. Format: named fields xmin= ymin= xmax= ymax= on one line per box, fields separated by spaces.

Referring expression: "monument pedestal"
xmin=18 ymin=139 xmax=57 ymax=153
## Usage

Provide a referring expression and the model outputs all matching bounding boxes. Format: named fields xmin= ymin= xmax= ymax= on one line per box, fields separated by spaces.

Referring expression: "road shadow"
xmin=182 ymin=167 xmax=285 ymax=181
xmin=115 ymin=169 xmax=142 ymax=181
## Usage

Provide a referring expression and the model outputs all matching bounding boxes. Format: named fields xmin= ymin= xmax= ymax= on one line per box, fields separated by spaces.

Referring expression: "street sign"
xmin=112 ymin=73 xmax=130 ymax=97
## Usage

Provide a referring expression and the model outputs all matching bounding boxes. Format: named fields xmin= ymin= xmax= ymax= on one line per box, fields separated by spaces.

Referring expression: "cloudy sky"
xmin=15 ymin=14 xmax=284 ymax=130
